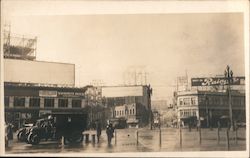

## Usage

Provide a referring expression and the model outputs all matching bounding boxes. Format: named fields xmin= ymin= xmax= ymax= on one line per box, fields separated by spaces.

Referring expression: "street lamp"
xmin=224 ymin=65 xmax=233 ymax=130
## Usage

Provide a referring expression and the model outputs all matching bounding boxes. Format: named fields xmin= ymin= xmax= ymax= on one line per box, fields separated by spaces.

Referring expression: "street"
xmin=5 ymin=127 xmax=246 ymax=154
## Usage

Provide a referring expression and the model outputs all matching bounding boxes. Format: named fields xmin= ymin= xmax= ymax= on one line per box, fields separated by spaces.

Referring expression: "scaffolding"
xmin=3 ymin=24 xmax=37 ymax=60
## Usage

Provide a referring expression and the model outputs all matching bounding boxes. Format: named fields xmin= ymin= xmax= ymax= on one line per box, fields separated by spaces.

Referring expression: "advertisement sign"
xmin=57 ymin=92 xmax=85 ymax=97
xmin=191 ymin=77 xmax=245 ymax=86
xmin=39 ymin=90 xmax=57 ymax=97
xmin=4 ymin=59 xmax=75 ymax=86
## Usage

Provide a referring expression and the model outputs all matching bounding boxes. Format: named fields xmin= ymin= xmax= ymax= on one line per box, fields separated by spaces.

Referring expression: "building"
xmin=3 ymin=30 xmax=106 ymax=130
xmin=112 ymin=103 xmax=149 ymax=128
xmin=177 ymin=82 xmax=245 ymax=128
xmin=4 ymin=82 xmax=89 ymax=130
xmin=101 ymin=85 xmax=152 ymax=128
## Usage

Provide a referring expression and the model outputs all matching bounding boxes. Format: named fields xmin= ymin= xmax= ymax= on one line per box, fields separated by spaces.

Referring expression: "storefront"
xmin=4 ymin=82 xmax=87 ymax=130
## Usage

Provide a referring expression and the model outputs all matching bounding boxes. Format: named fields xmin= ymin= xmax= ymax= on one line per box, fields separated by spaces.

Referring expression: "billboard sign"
xmin=4 ymin=59 xmax=75 ymax=86
xmin=191 ymin=77 xmax=245 ymax=86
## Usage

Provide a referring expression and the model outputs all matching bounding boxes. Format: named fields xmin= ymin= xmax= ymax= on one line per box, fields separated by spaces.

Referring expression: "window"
xmin=192 ymin=110 xmax=196 ymax=116
xmin=72 ymin=99 xmax=81 ymax=108
xmin=44 ymin=98 xmax=54 ymax=108
xmin=191 ymin=97 xmax=196 ymax=105
xmin=30 ymin=98 xmax=40 ymax=107
xmin=14 ymin=97 xmax=25 ymax=107
xmin=183 ymin=98 xmax=191 ymax=105
xmin=59 ymin=99 xmax=68 ymax=108
xmin=179 ymin=98 xmax=183 ymax=105
xmin=130 ymin=109 xmax=132 ymax=115
xmin=133 ymin=108 xmax=135 ymax=115
xmin=122 ymin=111 xmax=124 ymax=116
xmin=4 ymin=97 xmax=9 ymax=107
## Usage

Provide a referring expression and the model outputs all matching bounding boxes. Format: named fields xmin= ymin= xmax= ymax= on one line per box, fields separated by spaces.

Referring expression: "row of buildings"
xmin=3 ymin=28 xmax=246 ymax=130
xmin=3 ymin=30 xmax=153 ymax=130
xmin=175 ymin=76 xmax=245 ymax=128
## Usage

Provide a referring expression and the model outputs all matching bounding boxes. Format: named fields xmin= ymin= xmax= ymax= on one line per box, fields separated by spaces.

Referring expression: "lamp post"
xmin=224 ymin=65 xmax=233 ymax=131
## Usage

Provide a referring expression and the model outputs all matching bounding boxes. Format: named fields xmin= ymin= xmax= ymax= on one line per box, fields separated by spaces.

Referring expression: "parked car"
xmin=17 ymin=123 xmax=34 ymax=142
xmin=26 ymin=118 xmax=55 ymax=145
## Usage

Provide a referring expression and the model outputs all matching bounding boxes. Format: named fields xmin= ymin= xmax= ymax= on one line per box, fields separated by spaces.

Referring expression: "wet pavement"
xmin=5 ymin=127 xmax=246 ymax=154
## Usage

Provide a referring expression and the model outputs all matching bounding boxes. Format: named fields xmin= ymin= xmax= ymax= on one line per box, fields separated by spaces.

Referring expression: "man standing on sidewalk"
xmin=96 ymin=119 xmax=102 ymax=143
xmin=106 ymin=121 xmax=114 ymax=146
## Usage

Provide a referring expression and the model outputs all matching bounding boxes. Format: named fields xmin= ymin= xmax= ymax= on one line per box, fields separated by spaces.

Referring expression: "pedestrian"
xmin=217 ymin=121 xmax=221 ymax=131
xmin=188 ymin=120 xmax=191 ymax=132
xmin=106 ymin=121 xmax=114 ymax=146
xmin=7 ymin=123 xmax=13 ymax=147
xmin=96 ymin=120 xmax=102 ymax=143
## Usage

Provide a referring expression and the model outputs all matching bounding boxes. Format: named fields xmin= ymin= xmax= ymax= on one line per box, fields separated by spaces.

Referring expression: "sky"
xmin=2 ymin=2 xmax=245 ymax=100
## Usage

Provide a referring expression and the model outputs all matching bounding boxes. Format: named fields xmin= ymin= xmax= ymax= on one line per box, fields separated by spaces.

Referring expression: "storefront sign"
xmin=191 ymin=77 xmax=245 ymax=86
xmin=57 ymin=92 xmax=85 ymax=97
xmin=39 ymin=90 xmax=57 ymax=97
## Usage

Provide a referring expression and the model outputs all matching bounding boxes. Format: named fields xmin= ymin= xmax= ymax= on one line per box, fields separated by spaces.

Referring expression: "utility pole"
xmin=205 ymin=94 xmax=209 ymax=128
xmin=224 ymin=65 xmax=233 ymax=131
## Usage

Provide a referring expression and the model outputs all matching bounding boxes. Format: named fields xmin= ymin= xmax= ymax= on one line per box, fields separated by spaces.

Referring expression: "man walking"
xmin=106 ymin=121 xmax=114 ymax=146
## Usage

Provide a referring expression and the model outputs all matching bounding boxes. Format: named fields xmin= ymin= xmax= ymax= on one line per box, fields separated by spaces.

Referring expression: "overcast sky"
xmin=3 ymin=2 xmax=245 ymax=100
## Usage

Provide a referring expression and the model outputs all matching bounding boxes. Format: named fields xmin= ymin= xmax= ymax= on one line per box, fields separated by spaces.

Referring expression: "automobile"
xmin=17 ymin=123 xmax=34 ymax=142
xmin=26 ymin=118 xmax=55 ymax=145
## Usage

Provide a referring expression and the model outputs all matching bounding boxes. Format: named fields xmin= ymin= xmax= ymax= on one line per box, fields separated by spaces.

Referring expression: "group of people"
xmin=95 ymin=120 xmax=114 ymax=146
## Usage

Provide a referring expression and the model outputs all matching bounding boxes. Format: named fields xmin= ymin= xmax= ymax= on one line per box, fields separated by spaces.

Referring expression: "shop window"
xmin=14 ymin=97 xmax=25 ymax=107
xmin=30 ymin=98 xmax=40 ymax=107
xmin=72 ymin=99 xmax=81 ymax=108
xmin=59 ymin=99 xmax=68 ymax=108
xmin=4 ymin=97 xmax=9 ymax=107
xmin=44 ymin=98 xmax=54 ymax=108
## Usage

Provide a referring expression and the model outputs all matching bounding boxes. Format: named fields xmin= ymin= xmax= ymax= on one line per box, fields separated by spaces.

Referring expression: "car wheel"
xmin=28 ymin=133 xmax=40 ymax=145
xmin=18 ymin=131 xmax=26 ymax=142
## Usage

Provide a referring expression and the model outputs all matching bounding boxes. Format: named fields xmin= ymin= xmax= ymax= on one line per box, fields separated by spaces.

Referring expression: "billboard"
xmin=191 ymin=77 xmax=245 ymax=86
xmin=4 ymin=59 xmax=75 ymax=86
xmin=102 ymin=86 xmax=143 ymax=97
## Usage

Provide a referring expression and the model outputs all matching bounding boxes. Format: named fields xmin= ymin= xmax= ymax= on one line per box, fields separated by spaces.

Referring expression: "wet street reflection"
xmin=6 ymin=127 xmax=246 ymax=154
